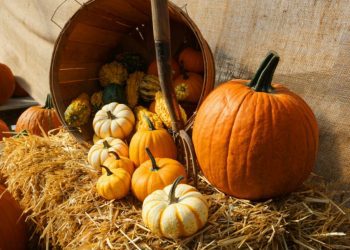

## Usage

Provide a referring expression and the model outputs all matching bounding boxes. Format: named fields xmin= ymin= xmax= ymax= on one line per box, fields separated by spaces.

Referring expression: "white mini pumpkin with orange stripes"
xmin=93 ymin=102 xmax=135 ymax=140
xmin=142 ymin=176 xmax=209 ymax=239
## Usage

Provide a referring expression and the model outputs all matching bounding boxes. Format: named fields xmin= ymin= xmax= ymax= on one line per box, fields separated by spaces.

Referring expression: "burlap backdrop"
xmin=0 ymin=0 xmax=349 ymax=188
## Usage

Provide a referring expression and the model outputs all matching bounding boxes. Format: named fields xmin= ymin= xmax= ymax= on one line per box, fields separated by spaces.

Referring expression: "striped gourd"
xmin=139 ymin=75 xmax=160 ymax=102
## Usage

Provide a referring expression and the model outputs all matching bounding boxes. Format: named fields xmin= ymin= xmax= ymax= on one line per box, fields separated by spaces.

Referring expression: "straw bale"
xmin=0 ymin=131 xmax=349 ymax=249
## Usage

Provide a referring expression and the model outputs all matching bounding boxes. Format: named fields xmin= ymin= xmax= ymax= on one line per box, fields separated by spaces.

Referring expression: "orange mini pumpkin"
xmin=0 ymin=119 xmax=10 ymax=141
xmin=147 ymin=58 xmax=180 ymax=79
xmin=0 ymin=63 xmax=16 ymax=105
xmin=178 ymin=47 xmax=204 ymax=73
xmin=173 ymin=72 xmax=203 ymax=103
xmin=193 ymin=52 xmax=319 ymax=200
xmin=129 ymin=116 xmax=177 ymax=166
xmin=15 ymin=94 xmax=62 ymax=135
xmin=131 ymin=148 xmax=187 ymax=201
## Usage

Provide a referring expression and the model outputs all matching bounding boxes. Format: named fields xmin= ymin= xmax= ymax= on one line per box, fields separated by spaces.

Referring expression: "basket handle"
xmin=51 ymin=0 xmax=83 ymax=30
xmin=151 ymin=0 xmax=184 ymax=132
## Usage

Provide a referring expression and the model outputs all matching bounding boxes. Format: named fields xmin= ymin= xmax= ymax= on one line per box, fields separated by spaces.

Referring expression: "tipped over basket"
xmin=50 ymin=0 xmax=215 ymax=142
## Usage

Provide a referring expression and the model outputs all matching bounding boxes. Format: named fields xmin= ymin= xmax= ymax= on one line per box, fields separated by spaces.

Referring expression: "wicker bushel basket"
xmin=50 ymin=0 xmax=215 ymax=142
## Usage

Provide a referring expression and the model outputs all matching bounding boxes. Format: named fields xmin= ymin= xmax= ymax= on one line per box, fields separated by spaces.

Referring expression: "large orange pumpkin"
xmin=0 ymin=185 xmax=28 ymax=249
xmin=193 ymin=52 xmax=319 ymax=200
xmin=0 ymin=63 xmax=16 ymax=105
xmin=16 ymin=94 xmax=62 ymax=135
xmin=0 ymin=119 xmax=10 ymax=140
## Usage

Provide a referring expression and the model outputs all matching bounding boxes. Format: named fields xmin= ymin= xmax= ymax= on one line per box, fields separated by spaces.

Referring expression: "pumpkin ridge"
xmin=158 ymin=206 xmax=167 ymax=237
xmin=284 ymin=96 xmax=317 ymax=183
xmin=205 ymin=93 xmax=227 ymax=189
xmin=174 ymin=205 xmax=185 ymax=237
xmin=181 ymin=203 xmax=202 ymax=229
xmin=225 ymin=90 xmax=254 ymax=193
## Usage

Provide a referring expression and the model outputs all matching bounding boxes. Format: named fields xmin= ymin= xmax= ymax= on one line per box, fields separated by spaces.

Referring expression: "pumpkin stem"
xmin=44 ymin=94 xmax=54 ymax=109
xmin=103 ymin=140 xmax=111 ymax=149
xmin=143 ymin=114 xmax=155 ymax=131
xmin=169 ymin=176 xmax=184 ymax=204
xmin=248 ymin=51 xmax=280 ymax=93
xmin=107 ymin=111 xmax=116 ymax=120
xmin=108 ymin=151 xmax=120 ymax=160
xmin=145 ymin=147 xmax=159 ymax=171
xmin=101 ymin=165 xmax=113 ymax=176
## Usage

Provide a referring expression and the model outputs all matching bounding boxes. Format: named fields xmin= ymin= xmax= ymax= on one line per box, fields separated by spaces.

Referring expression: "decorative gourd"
xmin=93 ymin=102 xmax=135 ymax=139
xmin=13 ymin=81 xmax=29 ymax=97
xmin=192 ymin=52 xmax=319 ymax=200
xmin=103 ymin=84 xmax=126 ymax=105
xmin=126 ymin=71 xmax=145 ymax=108
xmin=90 ymin=91 xmax=103 ymax=112
xmin=129 ymin=117 xmax=177 ymax=166
xmin=96 ymin=165 xmax=131 ymax=200
xmin=0 ymin=185 xmax=28 ymax=249
xmin=139 ymin=75 xmax=161 ymax=102
xmin=134 ymin=106 xmax=163 ymax=131
xmin=147 ymin=58 xmax=180 ymax=79
xmin=178 ymin=47 xmax=204 ymax=73
xmin=131 ymin=148 xmax=187 ymax=201
xmin=0 ymin=63 xmax=16 ymax=105
xmin=88 ymin=137 xmax=129 ymax=170
xmin=99 ymin=61 xmax=128 ymax=86
xmin=116 ymin=52 xmax=146 ymax=73
xmin=173 ymin=72 xmax=203 ymax=103
xmin=0 ymin=119 xmax=10 ymax=141
xmin=64 ymin=93 xmax=91 ymax=127
xmin=154 ymin=91 xmax=187 ymax=129
xmin=142 ymin=176 xmax=208 ymax=239
xmin=16 ymin=94 xmax=62 ymax=135
xmin=102 ymin=151 xmax=134 ymax=176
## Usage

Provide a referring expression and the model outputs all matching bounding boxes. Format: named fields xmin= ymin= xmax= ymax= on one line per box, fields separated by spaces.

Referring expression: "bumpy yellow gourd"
xmin=64 ymin=93 xmax=91 ymax=127
xmin=154 ymin=92 xmax=187 ymax=128
xmin=99 ymin=61 xmax=128 ymax=86
xmin=126 ymin=71 xmax=144 ymax=108
xmin=134 ymin=106 xmax=163 ymax=131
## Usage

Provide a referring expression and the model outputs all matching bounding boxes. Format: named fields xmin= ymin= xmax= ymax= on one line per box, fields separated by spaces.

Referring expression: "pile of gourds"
xmin=58 ymin=47 xmax=210 ymax=239
xmin=63 ymin=47 xmax=205 ymax=130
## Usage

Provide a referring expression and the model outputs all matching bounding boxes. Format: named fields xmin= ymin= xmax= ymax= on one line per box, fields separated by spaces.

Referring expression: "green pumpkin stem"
xmin=108 ymin=151 xmax=120 ymax=160
xmin=44 ymin=94 xmax=54 ymax=109
xmin=107 ymin=111 xmax=116 ymax=120
xmin=145 ymin=147 xmax=159 ymax=171
xmin=101 ymin=165 xmax=113 ymax=176
xmin=103 ymin=140 xmax=112 ymax=149
xmin=169 ymin=176 xmax=184 ymax=204
xmin=143 ymin=114 xmax=155 ymax=131
xmin=248 ymin=51 xmax=280 ymax=93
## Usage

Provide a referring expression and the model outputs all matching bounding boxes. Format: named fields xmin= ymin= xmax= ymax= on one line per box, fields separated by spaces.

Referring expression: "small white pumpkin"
xmin=88 ymin=137 xmax=129 ymax=170
xmin=142 ymin=176 xmax=209 ymax=239
xmin=93 ymin=102 xmax=135 ymax=139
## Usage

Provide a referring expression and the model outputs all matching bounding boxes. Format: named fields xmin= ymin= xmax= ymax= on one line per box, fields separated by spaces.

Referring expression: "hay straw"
xmin=0 ymin=131 xmax=349 ymax=249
